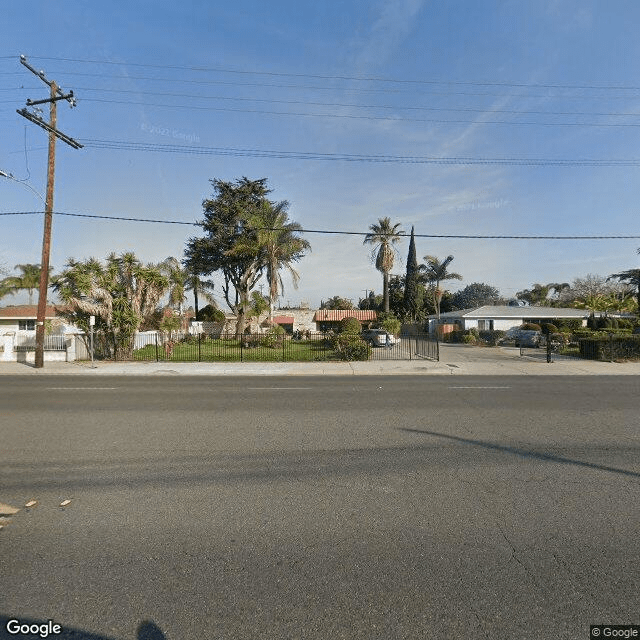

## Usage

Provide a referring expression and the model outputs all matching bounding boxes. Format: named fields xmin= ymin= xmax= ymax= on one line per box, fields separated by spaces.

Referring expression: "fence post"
xmin=240 ymin=334 xmax=243 ymax=362
xmin=198 ymin=333 xmax=201 ymax=362
xmin=155 ymin=333 xmax=159 ymax=362
xmin=283 ymin=334 xmax=286 ymax=361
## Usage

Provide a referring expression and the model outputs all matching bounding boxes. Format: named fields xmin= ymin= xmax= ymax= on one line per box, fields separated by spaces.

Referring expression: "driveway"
xmin=439 ymin=343 xmax=525 ymax=364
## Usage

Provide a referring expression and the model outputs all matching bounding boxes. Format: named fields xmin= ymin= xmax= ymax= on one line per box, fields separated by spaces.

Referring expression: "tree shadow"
xmin=399 ymin=427 xmax=640 ymax=479
xmin=0 ymin=616 xmax=166 ymax=639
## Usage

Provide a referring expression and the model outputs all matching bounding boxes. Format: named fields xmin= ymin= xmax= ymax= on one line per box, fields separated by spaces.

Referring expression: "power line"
xmin=57 ymin=97 xmax=640 ymax=127
xmin=22 ymin=56 xmax=640 ymax=91
xmin=4 ymin=76 xmax=640 ymax=100
xmin=79 ymin=139 xmax=640 ymax=166
xmin=2 ymin=210 xmax=639 ymax=239
xmin=10 ymin=88 xmax=640 ymax=118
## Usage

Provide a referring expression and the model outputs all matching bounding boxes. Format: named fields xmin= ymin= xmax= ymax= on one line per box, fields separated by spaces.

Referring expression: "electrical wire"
xmin=32 ymin=89 xmax=640 ymax=118
xmin=2 ymin=211 xmax=639 ymax=239
xmin=22 ymin=56 xmax=640 ymax=91
xmin=5 ymin=79 xmax=640 ymax=101
xmin=79 ymin=140 xmax=640 ymax=166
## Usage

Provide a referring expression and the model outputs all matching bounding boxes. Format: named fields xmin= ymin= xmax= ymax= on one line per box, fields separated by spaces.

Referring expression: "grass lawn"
xmin=133 ymin=338 xmax=341 ymax=362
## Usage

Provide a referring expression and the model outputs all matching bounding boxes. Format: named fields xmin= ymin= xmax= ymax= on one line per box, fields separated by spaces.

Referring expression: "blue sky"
xmin=1 ymin=0 xmax=640 ymax=310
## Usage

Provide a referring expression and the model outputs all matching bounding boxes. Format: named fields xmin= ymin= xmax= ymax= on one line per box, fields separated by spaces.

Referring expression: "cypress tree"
xmin=403 ymin=226 xmax=421 ymax=321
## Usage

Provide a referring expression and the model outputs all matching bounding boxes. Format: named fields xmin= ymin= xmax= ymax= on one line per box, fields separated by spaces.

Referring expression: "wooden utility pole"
xmin=16 ymin=55 xmax=82 ymax=368
xmin=33 ymin=81 xmax=58 ymax=368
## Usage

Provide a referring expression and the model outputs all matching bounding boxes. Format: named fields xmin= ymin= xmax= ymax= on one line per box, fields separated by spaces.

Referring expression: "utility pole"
xmin=16 ymin=55 xmax=82 ymax=368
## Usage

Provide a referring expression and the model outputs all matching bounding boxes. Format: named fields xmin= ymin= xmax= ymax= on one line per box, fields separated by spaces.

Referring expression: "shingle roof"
xmin=313 ymin=310 xmax=377 ymax=322
xmin=0 ymin=304 xmax=61 ymax=319
xmin=433 ymin=305 xmax=591 ymax=319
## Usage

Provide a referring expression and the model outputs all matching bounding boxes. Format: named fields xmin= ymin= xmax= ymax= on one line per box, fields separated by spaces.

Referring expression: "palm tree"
xmin=258 ymin=201 xmax=311 ymax=320
xmin=230 ymin=200 xmax=311 ymax=321
xmin=1 ymin=263 xmax=47 ymax=305
xmin=185 ymin=273 xmax=217 ymax=319
xmin=160 ymin=257 xmax=188 ymax=315
xmin=363 ymin=217 xmax=404 ymax=313
xmin=419 ymin=255 xmax=462 ymax=319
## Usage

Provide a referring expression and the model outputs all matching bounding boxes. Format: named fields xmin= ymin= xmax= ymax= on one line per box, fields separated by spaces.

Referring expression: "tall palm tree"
xmin=258 ymin=200 xmax=311 ymax=320
xmin=229 ymin=200 xmax=311 ymax=320
xmin=160 ymin=257 xmax=188 ymax=315
xmin=419 ymin=254 xmax=462 ymax=319
xmin=185 ymin=273 xmax=217 ymax=319
xmin=1 ymin=263 xmax=47 ymax=305
xmin=363 ymin=217 xmax=403 ymax=313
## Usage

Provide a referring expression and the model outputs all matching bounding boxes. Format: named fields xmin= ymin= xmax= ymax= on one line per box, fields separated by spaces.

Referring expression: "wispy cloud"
xmin=354 ymin=0 xmax=426 ymax=71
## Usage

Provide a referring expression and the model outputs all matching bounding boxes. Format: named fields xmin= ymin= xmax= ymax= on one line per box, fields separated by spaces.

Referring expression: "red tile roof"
xmin=271 ymin=316 xmax=295 ymax=324
xmin=313 ymin=310 xmax=377 ymax=322
xmin=0 ymin=305 xmax=61 ymax=318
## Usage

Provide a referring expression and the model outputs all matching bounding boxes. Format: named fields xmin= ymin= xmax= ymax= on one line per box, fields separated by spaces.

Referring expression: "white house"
xmin=427 ymin=305 xmax=595 ymax=335
xmin=0 ymin=304 xmax=74 ymax=362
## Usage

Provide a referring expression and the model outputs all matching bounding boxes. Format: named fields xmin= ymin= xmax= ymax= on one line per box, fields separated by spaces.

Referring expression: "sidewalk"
xmin=1 ymin=346 xmax=639 ymax=376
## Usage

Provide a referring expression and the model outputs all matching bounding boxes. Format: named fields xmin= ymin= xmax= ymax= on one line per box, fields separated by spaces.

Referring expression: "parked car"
xmin=361 ymin=329 xmax=399 ymax=346
xmin=514 ymin=330 xmax=542 ymax=348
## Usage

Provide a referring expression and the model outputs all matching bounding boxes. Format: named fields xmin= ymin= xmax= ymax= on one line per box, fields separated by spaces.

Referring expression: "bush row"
xmin=579 ymin=335 xmax=640 ymax=361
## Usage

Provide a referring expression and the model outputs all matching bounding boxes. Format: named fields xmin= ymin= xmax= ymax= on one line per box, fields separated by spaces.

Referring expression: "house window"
xmin=478 ymin=319 xmax=494 ymax=331
xmin=18 ymin=320 xmax=36 ymax=330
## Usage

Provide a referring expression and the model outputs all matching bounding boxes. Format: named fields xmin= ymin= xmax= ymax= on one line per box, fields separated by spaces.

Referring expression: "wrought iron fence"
xmin=74 ymin=331 xmax=439 ymax=363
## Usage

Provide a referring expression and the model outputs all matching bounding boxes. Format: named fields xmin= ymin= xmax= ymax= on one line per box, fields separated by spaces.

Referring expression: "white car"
xmin=361 ymin=329 xmax=400 ymax=347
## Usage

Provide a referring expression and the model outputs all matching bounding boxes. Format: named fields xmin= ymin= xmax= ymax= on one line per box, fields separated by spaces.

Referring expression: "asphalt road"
xmin=1 ymin=375 xmax=638 ymax=640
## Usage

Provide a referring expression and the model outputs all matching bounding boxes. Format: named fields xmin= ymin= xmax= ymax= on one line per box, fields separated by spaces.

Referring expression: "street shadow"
xmin=399 ymin=427 xmax=640 ymax=479
xmin=0 ymin=616 xmax=166 ymax=639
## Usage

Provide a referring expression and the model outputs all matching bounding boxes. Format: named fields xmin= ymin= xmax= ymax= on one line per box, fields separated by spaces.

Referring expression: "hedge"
xmin=579 ymin=335 xmax=640 ymax=361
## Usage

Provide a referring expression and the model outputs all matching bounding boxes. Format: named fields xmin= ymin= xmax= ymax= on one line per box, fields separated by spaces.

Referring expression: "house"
xmin=427 ymin=305 xmax=595 ymax=336
xmin=313 ymin=309 xmax=377 ymax=332
xmin=269 ymin=315 xmax=295 ymax=334
xmin=0 ymin=305 xmax=73 ymax=362
xmin=0 ymin=304 xmax=64 ymax=334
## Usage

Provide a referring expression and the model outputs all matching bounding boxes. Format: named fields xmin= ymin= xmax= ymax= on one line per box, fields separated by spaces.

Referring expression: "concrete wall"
xmin=0 ymin=333 xmax=71 ymax=362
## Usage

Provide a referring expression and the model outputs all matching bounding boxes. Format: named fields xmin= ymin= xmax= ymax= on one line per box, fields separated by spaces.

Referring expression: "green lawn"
xmin=133 ymin=338 xmax=341 ymax=362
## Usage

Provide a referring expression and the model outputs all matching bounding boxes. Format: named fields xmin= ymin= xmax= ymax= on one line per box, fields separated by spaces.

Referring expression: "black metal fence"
xmin=76 ymin=331 xmax=439 ymax=363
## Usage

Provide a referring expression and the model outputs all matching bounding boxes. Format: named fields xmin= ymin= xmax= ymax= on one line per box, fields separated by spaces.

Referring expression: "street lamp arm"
xmin=0 ymin=169 xmax=46 ymax=204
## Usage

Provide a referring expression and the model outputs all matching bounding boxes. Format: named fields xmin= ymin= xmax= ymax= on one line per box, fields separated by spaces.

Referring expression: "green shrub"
xmin=376 ymin=312 xmax=401 ymax=336
xmin=340 ymin=316 xmax=362 ymax=334
xmin=541 ymin=323 xmax=558 ymax=335
xmin=260 ymin=325 xmax=285 ymax=348
xmin=197 ymin=305 xmax=226 ymax=322
xmin=446 ymin=329 xmax=480 ymax=344
xmin=331 ymin=333 xmax=371 ymax=360
xmin=478 ymin=330 xmax=506 ymax=346
xmin=521 ymin=323 xmax=541 ymax=331
xmin=579 ymin=334 xmax=640 ymax=361
xmin=554 ymin=318 xmax=583 ymax=331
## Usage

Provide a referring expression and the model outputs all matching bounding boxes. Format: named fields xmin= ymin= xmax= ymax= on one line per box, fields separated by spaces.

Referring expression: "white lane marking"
xmin=448 ymin=386 xmax=511 ymax=389
xmin=46 ymin=387 xmax=120 ymax=390
xmin=247 ymin=387 xmax=314 ymax=390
